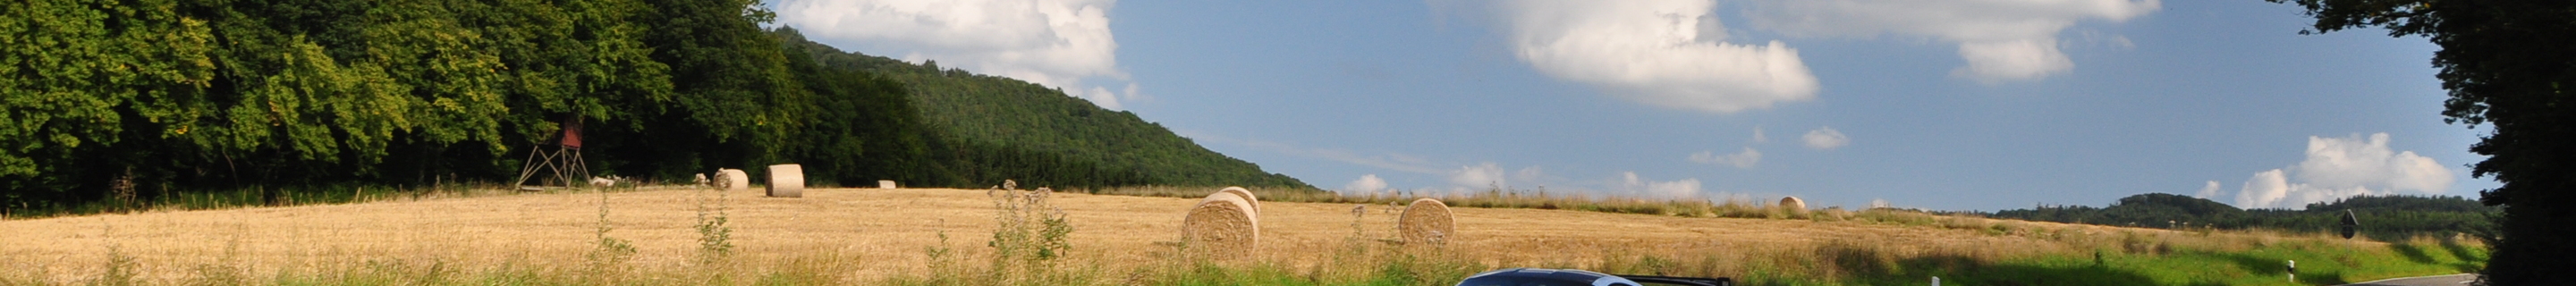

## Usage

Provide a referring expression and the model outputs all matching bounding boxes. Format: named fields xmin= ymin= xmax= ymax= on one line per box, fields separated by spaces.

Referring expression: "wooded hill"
xmin=0 ymin=0 xmax=1311 ymax=215
xmin=1987 ymin=193 xmax=2495 ymax=241
xmin=774 ymin=30 xmax=1312 ymax=189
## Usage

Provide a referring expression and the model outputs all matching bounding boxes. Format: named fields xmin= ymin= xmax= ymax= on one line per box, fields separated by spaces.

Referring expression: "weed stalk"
xmin=585 ymin=187 xmax=635 ymax=280
xmin=695 ymin=181 xmax=734 ymax=265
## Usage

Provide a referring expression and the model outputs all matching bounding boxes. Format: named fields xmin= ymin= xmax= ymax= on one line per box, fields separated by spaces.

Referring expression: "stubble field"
xmin=0 ymin=187 xmax=2480 ymax=285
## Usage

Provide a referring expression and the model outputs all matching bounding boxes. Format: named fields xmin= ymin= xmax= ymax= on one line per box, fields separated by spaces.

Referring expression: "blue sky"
xmin=770 ymin=0 xmax=2495 ymax=211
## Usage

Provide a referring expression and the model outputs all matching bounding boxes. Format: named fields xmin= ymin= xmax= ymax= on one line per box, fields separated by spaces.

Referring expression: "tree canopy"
xmin=2261 ymin=0 xmax=2574 ymax=283
xmin=1 ymin=0 xmax=1312 ymax=217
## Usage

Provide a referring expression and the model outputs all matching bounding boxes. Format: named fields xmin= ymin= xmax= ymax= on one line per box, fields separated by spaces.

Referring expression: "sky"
xmin=767 ymin=0 xmax=2498 ymax=211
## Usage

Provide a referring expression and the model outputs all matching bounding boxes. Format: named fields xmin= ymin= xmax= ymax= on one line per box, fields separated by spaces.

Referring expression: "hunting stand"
xmin=512 ymin=116 xmax=590 ymax=190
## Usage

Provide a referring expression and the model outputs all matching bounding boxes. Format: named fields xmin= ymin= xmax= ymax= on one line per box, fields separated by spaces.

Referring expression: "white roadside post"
xmin=2287 ymin=260 xmax=2297 ymax=282
xmin=1931 ymin=276 xmax=1940 ymax=286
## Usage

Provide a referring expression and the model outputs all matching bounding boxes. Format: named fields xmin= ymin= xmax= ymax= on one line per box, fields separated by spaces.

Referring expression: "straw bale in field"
xmin=878 ymin=180 xmax=899 ymax=189
xmin=1398 ymin=198 xmax=1455 ymax=245
xmin=1218 ymin=186 xmax=1259 ymax=214
xmin=1779 ymin=197 xmax=1807 ymax=213
xmin=1183 ymin=191 xmax=1258 ymax=257
xmin=589 ymin=177 xmax=615 ymax=188
xmin=716 ymin=169 xmax=750 ymax=191
xmin=767 ymin=164 xmax=804 ymax=198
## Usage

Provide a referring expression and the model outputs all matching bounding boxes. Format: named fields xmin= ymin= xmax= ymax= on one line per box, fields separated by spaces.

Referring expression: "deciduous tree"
xmin=2262 ymin=0 xmax=2576 ymax=283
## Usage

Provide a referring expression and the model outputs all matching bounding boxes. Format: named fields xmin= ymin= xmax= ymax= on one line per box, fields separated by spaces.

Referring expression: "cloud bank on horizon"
xmin=1344 ymin=174 xmax=1389 ymax=194
xmin=1331 ymin=161 xmax=1706 ymax=200
xmin=2197 ymin=133 xmax=2458 ymax=209
xmin=772 ymin=0 xmax=1141 ymax=109
xmin=1619 ymin=172 xmax=1705 ymax=199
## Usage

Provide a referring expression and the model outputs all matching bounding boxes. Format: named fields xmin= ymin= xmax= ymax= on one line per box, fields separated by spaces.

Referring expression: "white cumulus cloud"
xmin=1515 ymin=165 xmax=1547 ymax=184
xmin=1449 ymin=163 xmax=1509 ymax=189
xmin=1802 ymin=126 xmax=1849 ymax=150
xmin=1954 ymin=39 xmax=2074 ymax=82
xmin=2193 ymin=181 xmax=2222 ymax=199
xmin=2219 ymin=133 xmax=2457 ymax=208
xmin=2292 ymin=133 xmax=2455 ymax=193
xmin=1744 ymin=0 xmax=2159 ymax=82
xmin=1447 ymin=0 xmax=1819 ymax=114
xmin=1344 ymin=174 xmax=1389 ymax=195
xmin=1689 ymin=147 xmax=1762 ymax=169
xmin=1618 ymin=172 xmax=1705 ymax=199
xmin=775 ymin=0 xmax=1138 ymax=108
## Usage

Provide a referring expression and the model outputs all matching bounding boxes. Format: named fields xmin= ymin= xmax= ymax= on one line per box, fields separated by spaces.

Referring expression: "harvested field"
xmin=0 ymin=187 xmax=2456 ymax=284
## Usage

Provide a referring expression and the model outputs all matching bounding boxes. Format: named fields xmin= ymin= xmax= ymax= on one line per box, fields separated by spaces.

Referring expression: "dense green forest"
xmin=773 ymin=30 xmax=1311 ymax=189
xmin=1987 ymin=193 xmax=2496 ymax=241
xmin=0 ymin=0 xmax=1310 ymax=216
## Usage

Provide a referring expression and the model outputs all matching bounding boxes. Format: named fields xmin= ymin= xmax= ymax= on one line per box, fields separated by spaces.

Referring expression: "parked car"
xmin=1454 ymin=267 xmax=1732 ymax=286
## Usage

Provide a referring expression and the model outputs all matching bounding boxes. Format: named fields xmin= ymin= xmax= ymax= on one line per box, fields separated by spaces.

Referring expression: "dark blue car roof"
xmin=1454 ymin=268 xmax=1637 ymax=286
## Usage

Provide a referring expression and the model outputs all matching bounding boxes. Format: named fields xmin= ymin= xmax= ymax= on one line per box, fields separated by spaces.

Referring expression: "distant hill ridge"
xmin=1987 ymin=193 xmax=2495 ymax=240
xmin=775 ymin=29 xmax=1313 ymax=189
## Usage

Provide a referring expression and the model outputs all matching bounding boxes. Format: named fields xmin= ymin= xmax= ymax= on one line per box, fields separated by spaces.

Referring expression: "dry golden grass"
xmin=0 ymin=186 xmax=2431 ymax=284
xmin=1086 ymin=185 xmax=1815 ymax=219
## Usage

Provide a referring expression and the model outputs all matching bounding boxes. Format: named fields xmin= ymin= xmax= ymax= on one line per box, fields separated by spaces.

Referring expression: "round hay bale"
xmin=1183 ymin=192 xmax=1259 ymax=257
xmin=1218 ymin=186 xmax=1259 ymax=214
xmin=1397 ymin=198 xmax=1455 ymax=245
xmin=716 ymin=169 xmax=750 ymax=191
xmin=877 ymin=180 xmax=899 ymax=189
xmin=767 ymin=164 xmax=804 ymax=198
xmin=1779 ymin=197 xmax=1808 ymax=213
